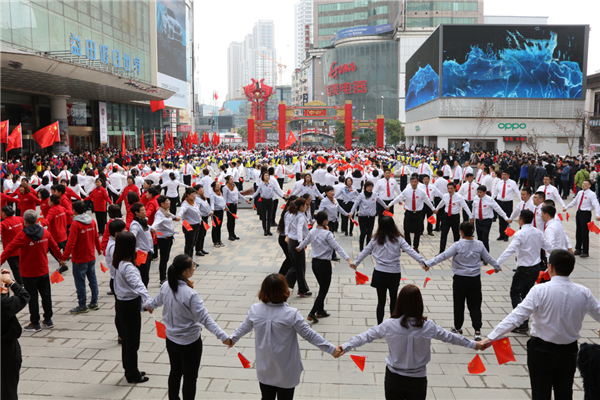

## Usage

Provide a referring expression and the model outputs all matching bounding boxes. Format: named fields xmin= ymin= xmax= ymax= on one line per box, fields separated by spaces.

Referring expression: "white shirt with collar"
xmin=460 ymin=166 xmax=473 ymax=181
xmin=389 ymin=187 xmax=434 ymax=211
xmin=374 ymin=177 xmax=401 ymax=201
xmin=435 ymin=193 xmax=473 ymax=219
xmin=441 ymin=164 xmax=451 ymax=177
xmin=543 ymin=218 xmax=571 ymax=254
xmin=532 ymin=204 xmax=544 ymax=231
xmin=494 ymin=179 xmax=519 ymax=201
xmin=496 ymin=224 xmax=552 ymax=266
xmin=472 ymin=195 xmax=509 ymax=221
xmin=488 ymin=276 xmax=600 ymax=345
xmin=510 ymin=198 xmax=535 ymax=220
xmin=452 ymin=166 xmax=462 ymax=180
xmin=475 ymin=169 xmax=484 ymax=184
xmin=565 ymin=189 xmax=600 ymax=214
xmin=416 ymin=162 xmax=432 ymax=178
xmin=432 ymin=177 xmax=448 ymax=197
xmin=537 ymin=184 xmax=566 ymax=208
xmin=418 ymin=183 xmax=442 ymax=202
xmin=458 ymin=181 xmax=477 ymax=202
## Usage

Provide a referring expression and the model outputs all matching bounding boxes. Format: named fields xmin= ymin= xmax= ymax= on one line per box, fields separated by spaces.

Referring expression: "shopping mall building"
xmin=1 ymin=0 xmax=195 ymax=155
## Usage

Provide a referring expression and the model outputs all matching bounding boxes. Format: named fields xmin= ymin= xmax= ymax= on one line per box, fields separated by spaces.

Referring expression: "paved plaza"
xmin=13 ymin=180 xmax=600 ymax=400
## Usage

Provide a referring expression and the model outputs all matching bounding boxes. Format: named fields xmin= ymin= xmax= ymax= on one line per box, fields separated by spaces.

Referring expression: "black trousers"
xmin=96 ymin=211 xmax=107 ymax=235
xmin=433 ymin=197 xmax=442 ymax=230
xmin=400 ymin=175 xmax=408 ymax=191
xmin=7 ymin=256 xmax=23 ymax=285
xmin=475 ymin=218 xmax=493 ymax=253
xmin=260 ymin=198 xmax=274 ymax=232
xmin=439 ymin=213 xmax=460 ymax=253
xmin=463 ymin=200 xmax=473 ymax=222
xmin=226 ymin=204 xmax=238 ymax=237
xmin=184 ymin=224 xmax=199 ymax=257
xmin=138 ymin=256 xmax=152 ymax=288
xmin=423 ymin=203 xmax=434 ymax=234
xmin=372 ymin=270 xmax=400 ymax=325
xmin=157 ymin=237 xmax=174 ymax=281
xmin=169 ymin=196 xmax=178 ymax=216
xmin=358 ymin=216 xmax=375 ymax=251
xmin=1 ymin=339 xmax=21 ymax=400
xmin=109 ymin=279 xmax=123 ymax=340
xmin=166 ymin=336 xmax=203 ymax=400
xmin=510 ymin=265 xmax=540 ymax=328
xmin=384 ymin=367 xmax=427 ymax=400
xmin=452 ymin=275 xmax=482 ymax=331
xmin=377 ymin=200 xmax=394 ymax=218
xmin=310 ymin=258 xmax=332 ymax=315
xmin=115 ymin=296 xmax=142 ymax=381
xmin=278 ymin=235 xmax=292 ymax=276
xmin=527 ymin=337 xmax=578 ymax=400
xmin=195 ymin=216 xmax=208 ymax=253
xmin=259 ymin=383 xmax=295 ymax=400
xmin=404 ymin=210 xmax=423 ymax=249
xmin=575 ymin=210 xmax=591 ymax=254
xmin=295 ymin=173 xmax=301 ymax=181
xmin=183 ymin=175 xmax=191 ymax=186
xmin=561 ymin=181 xmax=570 ymax=198
xmin=285 ymin=239 xmax=309 ymax=294
xmin=211 ymin=210 xmax=224 ymax=244
xmin=339 ymin=201 xmax=355 ymax=234
xmin=497 ymin=200 xmax=513 ymax=239
xmin=23 ymin=274 xmax=52 ymax=325
xmin=277 ymin=177 xmax=284 ymax=189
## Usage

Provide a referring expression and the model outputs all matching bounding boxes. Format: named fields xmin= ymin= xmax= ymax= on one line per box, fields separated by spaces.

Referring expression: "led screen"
xmin=441 ymin=25 xmax=587 ymax=99
xmin=405 ymin=29 xmax=440 ymax=110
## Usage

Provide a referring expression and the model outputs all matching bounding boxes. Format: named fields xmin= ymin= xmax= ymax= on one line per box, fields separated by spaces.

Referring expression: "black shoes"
xmin=331 ymin=257 xmax=341 ymax=262
xmin=264 ymin=231 xmax=269 ymax=236
xmin=267 ymin=231 xmax=273 ymax=236
xmin=234 ymin=236 xmax=240 ymax=240
xmin=496 ymin=237 xmax=504 ymax=241
xmin=228 ymin=237 xmax=236 ymax=241
xmin=316 ymin=311 xmax=330 ymax=318
xmin=201 ymin=250 xmax=209 ymax=255
xmin=581 ymin=253 xmax=589 ymax=258
xmin=574 ymin=250 xmax=581 ymax=255
xmin=344 ymin=232 xmax=349 ymax=236
xmin=126 ymin=375 xmax=149 ymax=384
xmin=307 ymin=313 xmax=319 ymax=323
xmin=196 ymin=251 xmax=204 ymax=257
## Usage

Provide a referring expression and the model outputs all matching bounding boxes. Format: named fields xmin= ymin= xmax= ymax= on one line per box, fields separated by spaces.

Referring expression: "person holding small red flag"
xmin=8 ymin=182 xmax=42 ymax=216
xmin=83 ymin=178 xmax=113 ymax=235
xmin=1 ymin=206 xmax=24 ymax=284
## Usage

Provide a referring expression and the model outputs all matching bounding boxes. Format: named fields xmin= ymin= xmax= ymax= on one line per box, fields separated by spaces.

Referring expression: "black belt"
xmin=531 ymin=336 xmax=577 ymax=348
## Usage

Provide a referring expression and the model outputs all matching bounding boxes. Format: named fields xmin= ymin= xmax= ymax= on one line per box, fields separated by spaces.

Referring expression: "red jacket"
xmin=146 ymin=196 xmax=159 ymax=225
xmin=83 ymin=186 xmax=112 ymax=212
xmin=116 ymin=184 xmax=141 ymax=207
xmin=41 ymin=204 xmax=68 ymax=243
xmin=100 ymin=217 xmax=125 ymax=253
xmin=65 ymin=187 xmax=82 ymax=201
xmin=61 ymin=216 xmax=101 ymax=264
xmin=9 ymin=191 xmax=41 ymax=214
xmin=40 ymin=202 xmax=50 ymax=218
xmin=59 ymin=194 xmax=74 ymax=224
xmin=0 ymin=216 xmax=24 ymax=256
xmin=0 ymin=194 xmax=19 ymax=219
xmin=0 ymin=225 xmax=61 ymax=277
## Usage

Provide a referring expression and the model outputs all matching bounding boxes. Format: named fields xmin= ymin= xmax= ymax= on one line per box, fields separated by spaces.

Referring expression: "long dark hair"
xmin=287 ymin=197 xmax=306 ymax=215
xmin=167 ymin=254 xmax=193 ymax=293
xmin=112 ymin=231 xmax=137 ymax=270
xmin=372 ymin=216 xmax=402 ymax=246
xmin=181 ymin=187 xmax=195 ymax=203
xmin=277 ymin=195 xmax=298 ymax=235
xmin=391 ymin=284 xmax=427 ymax=328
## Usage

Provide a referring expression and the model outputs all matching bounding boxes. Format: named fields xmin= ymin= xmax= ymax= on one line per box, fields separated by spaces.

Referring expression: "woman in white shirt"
xmin=112 ymin=231 xmax=153 ymax=384
xmin=209 ymin=182 xmax=227 ymax=248
xmin=230 ymin=273 xmax=340 ymax=400
xmin=194 ymin=185 xmax=212 ymax=257
xmin=68 ymin=175 xmax=88 ymax=200
xmin=284 ymin=198 xmax=310 ymax=297
xmin=29 ymin=171 xmax=42 ymax=190
xmin=161 ymin=172 xmax=188 ymax=215
xmin=178 ymin=188 xmax=201 ymax=259
xmin=34 ymin=176 xmax=52 ymax=194
xmin=151 ymin=196 xmax=180 ymax=285
xmin=82 ymin=170 xmax=97 ymax=198
xmin=339 ymin=285 xmax=484 ymax=400
xmin=352 ymin=169 xmax=365 ymax=193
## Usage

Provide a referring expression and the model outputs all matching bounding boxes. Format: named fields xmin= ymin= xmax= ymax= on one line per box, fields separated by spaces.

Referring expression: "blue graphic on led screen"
xmin=442 ymin=30 xmax=583 ymax=99
xmin=406 ymin=65 xmax=439 ymax=110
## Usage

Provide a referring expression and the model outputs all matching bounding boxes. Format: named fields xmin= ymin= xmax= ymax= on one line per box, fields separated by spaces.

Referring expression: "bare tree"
xmin=469 ymin=99 xmax=501 ymax=149
xmin=550 ymin=109 xmax=586 ymax=155
xmin=525 ymin=127 xmax=548 ymax=155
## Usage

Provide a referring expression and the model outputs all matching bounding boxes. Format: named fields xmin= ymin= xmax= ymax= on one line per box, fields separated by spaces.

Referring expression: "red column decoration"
xmin=278 ymin=101 xmax=286 ymax=149
xmin=344 ymin=100 xmax=352 ymax=149
xmin=377 ymin=115 xmax=384 ymax=148
xmin=248 ymin=116 xmax=255 ymax=150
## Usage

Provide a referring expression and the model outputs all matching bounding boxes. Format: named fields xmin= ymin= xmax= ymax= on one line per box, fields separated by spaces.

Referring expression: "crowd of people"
xmin=2 ymin=141 xmax=600 ymax=400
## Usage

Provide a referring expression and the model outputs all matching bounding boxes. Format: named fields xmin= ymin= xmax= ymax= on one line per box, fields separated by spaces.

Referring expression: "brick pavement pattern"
xmin=13 ymin=180 xmax=600 ymax=399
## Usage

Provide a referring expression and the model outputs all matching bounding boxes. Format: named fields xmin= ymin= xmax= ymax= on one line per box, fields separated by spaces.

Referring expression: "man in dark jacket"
xmin=534 ymin=161 xmax=547 ymax=189
xmin=1 ymin=268 xmax=30 ymax=400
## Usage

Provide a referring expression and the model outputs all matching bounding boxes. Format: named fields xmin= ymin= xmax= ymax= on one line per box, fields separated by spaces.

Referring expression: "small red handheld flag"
xmin=566 ymin=212 xmax=570 ymax=221
xmin=36 ymin=217 xmax=43 ymax=224
xmin=216 ymin=217 xmax=221 ymax=224
xmin=203 ymin=221 xmax=210 ymax=230
xmin=287 ymin=189 xmax=291 ymax=195
xmin=351 ymin=218 xmax=359 ymax=226
xmin=492 ymin=338 xmax=516 ymax=365
xmin=558 ymin=213 xmax=563 ymax=221
xmin=536 ymin=270 xmax=545 ymax=284
xmin=156 ymin=232 xmax=163 ymax=236
xmin=355 ymin=271 xmax=369 ymax=285
xmin=212 ymin=219 xmax=216 ymax=227
xmin=281 ymin=204 xmax=286 ymax=210
xmin=237 ymin=352 xmax=252 ymax=369
xmin=423 ymin=277 xmax=431 ymax=288
xmin=350 ymin=355 xmax=366 ymax=372
xmin=486 ymin=269 xmax=495 ymax=275
xmin=383 ymin=210 xmax=394 ymax=217
xmin=588 ymin=221 xmax=600 ymax=234
xmin=101 ymin=262 xmax=108 ymax=273
xmin=288 ymin=174 xmax=294 ymax=178
xmin=230 ymin=213 xmax=238 ymax=219
xmin=401 ymin=277 xmax=407 ymax=281
xmin=427 ymin=215 xmax=436 ymax=224
xmin=136 ymin=250 xmax=148 ymax=265
xmin=50 ymin=270 xmax=64 ymax=284
xmin=258 ymin=197 xmax=263 ymax=202
xmin=155 ymin=319 xmax=167 ymax=339
xmin=182 ymin=220 xmax=192 ymax=231
xmin=468 ymin=354 xmax=486 ymax=374
xmin=253 ymin=205 xmax=257 ymax=210
xmin=504 ymin=227 xmax=515 ymax=237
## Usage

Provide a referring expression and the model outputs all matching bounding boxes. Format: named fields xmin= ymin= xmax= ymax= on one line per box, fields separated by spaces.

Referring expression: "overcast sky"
xmin=195 ymin=0 xmax=600 ymax=105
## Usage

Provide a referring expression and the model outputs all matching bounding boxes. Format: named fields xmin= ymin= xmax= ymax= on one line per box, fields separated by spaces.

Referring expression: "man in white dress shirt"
xmin=510 ymin=187 xmax=535 ymax=220
xmin=416 ymin=157 xmax=432 ymax=182
xmin=433 ymin=182 xmax=472 ymax=254
xmin=494 ymin=170 xmax=520 ymax=241
xmin=432 ymin=170 xmax=448 ymax=231
xmin=374 ymin=169 xmax=401 ymax=216
xmin=483 ymin=249 xmax=600 ymax=400
xmin=108 ymin=167 xmax=126 ymax=204
xmin=496 ymin=209 xmax=553 ymax=333
xmin=541 ymin=205 xmax=572 ymax=256
xmin=452 ymin=160 xmax=462 ymax=185
xmin=537 ymin=175 xmax=566 ymax=209
xmin=292 ymin=156 xmax=305 ymax=181
xmin=563 ymin=179 xmax=600 ymax=258
xmin=420 ymin=175 xmax=442 ymax=236
xmin=458 ymin=173 xmax=477 ymax=222
xmin=470 ymin=185 xmax=511 ymax=257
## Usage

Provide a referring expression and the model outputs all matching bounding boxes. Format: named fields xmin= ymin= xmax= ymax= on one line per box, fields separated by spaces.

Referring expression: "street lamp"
xmin=381 ymin=96 xmax=384 ymax=115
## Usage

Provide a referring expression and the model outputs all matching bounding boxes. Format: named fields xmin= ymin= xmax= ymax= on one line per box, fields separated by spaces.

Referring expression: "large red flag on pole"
xmin=7 ymin=124 xmax=22 ymax=151
xmin=121 ymin=129 xmax=126 ymax=157
xmin=33 ymin=121 xmax=59 ymax=148
xmin=150 ymin=100 xmax=165 ymax=113
xmin=153 ymin=129 xmax=157 ymax=152
xmin=285 ymin=131 xmax=297 ymax=149
xmin=182 ymin=132 xmax=188 ymax=152
xmin=140 ymin=127 xmax=146 ymax=151
xmin=0 ymin=120 xmax=8 ymax=144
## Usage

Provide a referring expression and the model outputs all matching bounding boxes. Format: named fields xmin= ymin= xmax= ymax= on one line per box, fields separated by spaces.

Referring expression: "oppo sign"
xmin=498 ymin=123 xmax=527 ymax=130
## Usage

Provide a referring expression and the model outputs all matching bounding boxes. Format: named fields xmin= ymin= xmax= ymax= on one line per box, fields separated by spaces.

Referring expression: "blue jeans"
xmin=72 ymin=260 xmax=99 ymax=307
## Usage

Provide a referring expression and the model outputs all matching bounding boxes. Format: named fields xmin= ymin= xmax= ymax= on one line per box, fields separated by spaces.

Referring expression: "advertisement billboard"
xmin=156 ymin=0 xmax=187 ymax=108
xmin=99 ymin=102 xmax=108 ymax=144
xmin=330 ymin=23 xmax=393 ymax=46
xmin=441 ymin=25 xmax=588 ymax=99
xmin=405 ymin=28 xmax=440 ymax=110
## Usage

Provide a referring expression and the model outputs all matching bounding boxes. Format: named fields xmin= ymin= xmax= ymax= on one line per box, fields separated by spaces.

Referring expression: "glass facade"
xmin=105 ymin=102 xmax=165 ymax=149
xmin=406 ymin=17 xmax=477 ymax=27
xmin=406 ymin=1 xmax=478 ymax=12
xmin=322 ymin=40 xmax=399 ymax=120
xmin=1 ymin=0 xmax=152 ymax=83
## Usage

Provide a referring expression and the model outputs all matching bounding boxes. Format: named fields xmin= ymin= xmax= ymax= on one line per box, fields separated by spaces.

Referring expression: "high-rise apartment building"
xmin=294 ymin=0 xmax=314 ymax=68
xmin=227 ymin=42 xmax=243 ymax=100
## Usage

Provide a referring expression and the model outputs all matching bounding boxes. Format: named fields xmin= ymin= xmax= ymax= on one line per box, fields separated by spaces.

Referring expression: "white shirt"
xmin=418 ymin=183 xmax=442 ymax=202
xmin=458 ymin=181 xmax=477 ymax=202
xmin=389 ymin=187 xmax=434 ymax=211
xmin=532 ymin=204 xmax=544 ymax=231
xmin=472 ymin=195 xmax=509 ymax=220
xmin=435 ymin=193 xmax=473 ymax=218
xmin=161 ymin=179 xmax=188 ymax=198
xmin=146 ymin=172 xmax=161 ymax=186
xmin=494 ymin=179 xmax=519 ymax=201
xmin=543 ymin=218 xmax=571 ymax=254
xmin=460 ymin=166 xmax=473 ymax=181
xmin=537 ymin=184 xmax=566 ymax=208
xmin=432 ymin=177 xmax=448 ymax=197
xmin=452 ymin=166 xmax=462 ymax=180
xmin=565 ymin=189 xmax=600 ymax=214
xmin=510 ymin=198 xmax=535 ymax=220
xmin=199 ymin=175 xmax=214 ymax=197
xmin=488 ymin=276 xmax=600 ymax=345
xmin=417 ymin=163 xmax=432 ymax=178
xmin=374 ymin=178 xmax=401 ymax=201
xmin=109 ymin=172 xmax=126 ymax=191
xmin=181 ymin=163 xmax=193 ymax=176
xmin=496 ymin=224 xmax=552 ymax=266
xmin=475 ymin=169 xmax=484 ymax=184
xmin=441 ymin=164 xmax=451 ymax=177
xmin=479 ymin=174 xmax=493 ymax=193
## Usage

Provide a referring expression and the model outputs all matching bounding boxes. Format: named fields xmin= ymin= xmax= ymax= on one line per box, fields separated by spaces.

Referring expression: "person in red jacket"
xmin=115 ymin=176 xmax=141 ymax=210
xmin=83 ymin=178 xmax=113 ymax=235
xmin=0 ymin=209 xmax=65 ymax=332
xmin=1 ymin=206 xmax=24 ymax=284
xmin=61 ymin=201 xmax=102 ymax=314
xmin=37 ymin=189 xmax=51 ymax=218
xmin=0 ymin=193 xmax=19 ymax=220
xmin=101 ymin=205 xmax=124 ymax=254
xmin=59 ymin=178 xmax=82 ymax=201
xmin=41 ymin=195 xmax=69 ymax=271
xmin=124 ymin=191 xmax=140 ymax=230
xmin=51 ymin=184 xmax=74 ymax=226
xmin=9 ymin=183 xmax=42 ymax=216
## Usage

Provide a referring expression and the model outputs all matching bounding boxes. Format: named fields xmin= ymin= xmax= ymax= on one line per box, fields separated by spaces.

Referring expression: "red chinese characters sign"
xmin=503 ymin=136 xmax=526 ymax=142
xmin=304 ymin=109 xmax=326 ymax=117
xmin=326 ymin=81 xmax=368 ymax=97
xmin=328 ymin=61 xmax=357 ymax=80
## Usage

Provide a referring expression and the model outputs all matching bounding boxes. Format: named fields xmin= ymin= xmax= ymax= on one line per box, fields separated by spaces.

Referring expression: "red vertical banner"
xmin=248 ymin=116 xmax=255 ymax=150
xmin=377 ymin=115 xmax=384 ymax=148
xmin=344 ymin=100 xmax=352 ymax=149
xmin=278 ymin=101 xmax=286 ymax=150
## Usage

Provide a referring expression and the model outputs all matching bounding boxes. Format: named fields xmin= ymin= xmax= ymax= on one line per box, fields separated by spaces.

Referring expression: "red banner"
xmin=303 ymin=109 xmax=326 ymax=117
